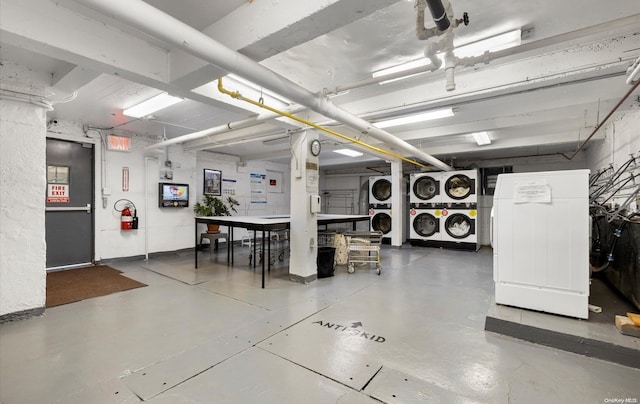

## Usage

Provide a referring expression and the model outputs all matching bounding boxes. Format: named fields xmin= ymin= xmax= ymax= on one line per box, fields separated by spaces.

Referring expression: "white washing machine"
xmin=410 ymin=172 xmax=442 ymax=205
xmin=440 ymin=169 xmax=478 ymax=205
xmin=409 ymin=207 xmax=441 ymax=241
xmin=369 ymin=207 xmax=392 ymax=237
xmin=440 ymin=207 xmax=478 ymax=247
xmin=369 ymin=176 xmax=392 ymax=207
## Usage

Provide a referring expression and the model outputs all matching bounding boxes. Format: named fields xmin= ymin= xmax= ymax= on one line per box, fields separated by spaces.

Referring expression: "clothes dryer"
xmin=369 ymin=176 xmax=392 ymax=207
xmin=440 ymin=169 xmax=478 ymax=205
xmin=440 ymin=207 xmax=478 ymax=249
xmin=409 ymin=207 xmax=441 ymax=241
xmin=369 ymin=207 xmax=392 ymax=237
xmin=410 ymin=172 xmax=441 ymax=205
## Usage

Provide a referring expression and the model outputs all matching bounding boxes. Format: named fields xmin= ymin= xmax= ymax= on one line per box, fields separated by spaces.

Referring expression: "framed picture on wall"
xmin=203 ymin=169 xmax=222 ymax=196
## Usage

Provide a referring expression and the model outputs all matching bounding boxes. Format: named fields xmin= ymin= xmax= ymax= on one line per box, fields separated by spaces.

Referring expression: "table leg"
xmin=195 ymin=220 xmax=199 ymax=269
xmin=261 ymin=229 xmax=265 ymax=289
xmin=231 ymin=226 xmax=234 ymax=266
xmin=352 ymin=221 xmax=357 ymax=231
xmin=268 ymin=230 xmax=271 ymax=273
xmin=253 ymin=230 xmax=257 ymax=269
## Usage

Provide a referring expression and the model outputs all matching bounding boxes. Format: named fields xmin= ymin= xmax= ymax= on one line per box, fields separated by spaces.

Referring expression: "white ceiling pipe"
xmin=78 ymin=0 xmax=453 ymax=171
xmin=144 ymin=103 xmax=308 ymax=150
xmin=626 ymin=56 xmax=640 ymax=85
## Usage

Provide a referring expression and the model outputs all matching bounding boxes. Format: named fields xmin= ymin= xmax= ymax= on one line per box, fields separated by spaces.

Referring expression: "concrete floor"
xmin=1 ymin=245 xmax=639 ymax=403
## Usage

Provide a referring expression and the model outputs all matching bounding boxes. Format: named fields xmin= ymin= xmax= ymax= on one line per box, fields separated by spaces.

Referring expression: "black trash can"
xmin=317 ymin=247 xmax=336 ymax=278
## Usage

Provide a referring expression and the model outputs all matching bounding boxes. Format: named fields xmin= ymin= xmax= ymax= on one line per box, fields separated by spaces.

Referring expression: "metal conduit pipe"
xmin=218 ymin=78 xmax=431 ymax=169
xmin=78 ymin=0 xmax=453 ymax=172
xmin=415 ymin=0 xmax=444 ymax=40
xmin=424 ymin=0 xmax=450 ymax=31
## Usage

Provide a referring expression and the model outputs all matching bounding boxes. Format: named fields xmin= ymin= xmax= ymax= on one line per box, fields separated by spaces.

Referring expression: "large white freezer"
xmin=492 ymin=170 xmax=590 ymax=319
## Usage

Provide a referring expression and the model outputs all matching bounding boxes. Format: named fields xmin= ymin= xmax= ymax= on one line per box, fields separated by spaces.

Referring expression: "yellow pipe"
xmin=217 ymin=78 xmax=429 ymax=169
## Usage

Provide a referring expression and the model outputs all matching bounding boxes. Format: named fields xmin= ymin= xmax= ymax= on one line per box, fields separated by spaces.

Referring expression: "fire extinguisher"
xmin=115 ymin=199 xmax=138 ymax=231
xmin=121 ymin=206 xmax=134 ymax=230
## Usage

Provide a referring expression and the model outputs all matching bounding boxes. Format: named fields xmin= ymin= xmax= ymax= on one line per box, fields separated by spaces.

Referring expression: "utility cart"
xmin=345 ymin=230 xmax=383 ymax=275
xmin=248 ymin=230 xmax=289 ymax=266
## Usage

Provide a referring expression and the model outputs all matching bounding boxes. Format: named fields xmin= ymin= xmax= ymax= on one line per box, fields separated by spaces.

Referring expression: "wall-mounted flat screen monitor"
xmin=159 ymin=183 xmax=189 ymax=207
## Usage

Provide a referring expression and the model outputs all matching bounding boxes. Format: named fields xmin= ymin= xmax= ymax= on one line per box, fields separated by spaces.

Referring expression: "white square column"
xmin=289 ymin=130 xmax=319 ymax=283
xmin=390 ymin=160 xmax=404 ymax=247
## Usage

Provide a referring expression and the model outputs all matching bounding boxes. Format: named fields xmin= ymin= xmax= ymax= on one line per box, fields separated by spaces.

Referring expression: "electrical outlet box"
xmin=310 ymin=194 xmax=321 ymax=213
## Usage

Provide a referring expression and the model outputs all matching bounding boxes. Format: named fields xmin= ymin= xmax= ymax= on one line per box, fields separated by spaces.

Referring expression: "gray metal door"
xmin=45 ymin=138 xmax=94 ymax=270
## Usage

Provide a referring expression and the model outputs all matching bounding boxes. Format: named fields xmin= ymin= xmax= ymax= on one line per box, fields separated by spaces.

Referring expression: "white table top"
xmin=195 ymin=214 xmax=369 ymax=225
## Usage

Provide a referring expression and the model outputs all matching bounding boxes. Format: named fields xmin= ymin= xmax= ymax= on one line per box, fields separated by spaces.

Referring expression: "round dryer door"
xmin=444 ymin=174 xmax=473 ymax=200
xmin=372 ymin=212 xmax=392 ymax=234
xmin=413 ymin=213 xmax=438 ymax=237
xmin=371 ymin=179 xmax=392 ymax=201
xmin=444 ymin=214 xmax=472 ymax=239
xmin=413 ymin=176 xmax=438 ymax=201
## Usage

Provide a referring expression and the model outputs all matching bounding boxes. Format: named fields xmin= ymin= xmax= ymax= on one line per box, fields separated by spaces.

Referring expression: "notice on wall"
xmin=250 ymin=173 xmax=267 ymax=203
xmin=514 ymin=180 xmax=551 ymax=203
xmin=47 ymin=184 xmax=70 ymax=203
xmin=305 ymin=161 xmax=319 ymax=192
xmin=267 ymin=170 xmax=283 ymax=193
xmin=122 ymin=167 xmax=129 ymax=192
xmin=222 ymin=178 xmax=237 ymax=196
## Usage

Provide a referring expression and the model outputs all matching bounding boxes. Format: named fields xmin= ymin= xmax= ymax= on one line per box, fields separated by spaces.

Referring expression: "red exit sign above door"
xmin=107 ymin=135 xmax=131 ymax=152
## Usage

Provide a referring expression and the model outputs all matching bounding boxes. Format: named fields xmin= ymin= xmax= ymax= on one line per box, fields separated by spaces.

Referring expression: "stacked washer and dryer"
xmin=409 ymin=172 xmax=442 ymax=243
xmin=409 ymin=169 xmax=479 ymax=250
xmin=369 ymin=176 xmax=393 ymax=242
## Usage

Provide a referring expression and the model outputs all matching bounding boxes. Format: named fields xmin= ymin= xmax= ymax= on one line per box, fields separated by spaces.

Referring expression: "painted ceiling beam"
xmin=0 ymin=0 xmax=256 ymax=113
xmin=169 ymin=0 xmax=400 ymax=90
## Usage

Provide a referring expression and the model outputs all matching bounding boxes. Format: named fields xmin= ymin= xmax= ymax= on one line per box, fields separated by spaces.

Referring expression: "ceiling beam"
xmin=0 ymin=0 xmax=259 ymax=114
xmin=169 ymin=0 xmax=400 ymax=89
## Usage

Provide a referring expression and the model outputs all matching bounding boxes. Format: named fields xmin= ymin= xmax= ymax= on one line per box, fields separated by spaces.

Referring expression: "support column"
xmin=0 ymin=87 xmax=50 ymax=320
xmin=390 ymin=160 xmax=404 ymax=247
xmin=289 ymin=130 xmax=319 ymax=283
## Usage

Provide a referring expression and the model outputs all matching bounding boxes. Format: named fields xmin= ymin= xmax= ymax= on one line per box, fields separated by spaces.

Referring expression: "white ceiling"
xmin=1 ymin=0 xmax=639 ymax=169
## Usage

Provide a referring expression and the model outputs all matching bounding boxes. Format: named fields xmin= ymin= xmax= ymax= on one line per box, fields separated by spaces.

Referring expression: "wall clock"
xmin=310 ymin=139 xmax=321 ymax=156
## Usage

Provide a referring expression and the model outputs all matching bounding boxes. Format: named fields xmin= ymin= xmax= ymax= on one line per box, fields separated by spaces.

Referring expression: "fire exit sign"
xmin=107 ymin=135 xmax=131 ymax=152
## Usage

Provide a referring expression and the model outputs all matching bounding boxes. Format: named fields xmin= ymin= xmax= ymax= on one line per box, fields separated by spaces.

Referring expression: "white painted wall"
xmin=194 ymin=151 xmax=290 ymax=241
xmin=44 ymin=121 xmax=292 ymax=261
xmin=585 ymin=109 xmax=640 ymax=210
xmin=45 ymin=123 xmax=198 ymax=260
xmin=586 ymin=109 xmax=640 ymax=175
xmin=0 ymin=99 xmax=47 ymax=316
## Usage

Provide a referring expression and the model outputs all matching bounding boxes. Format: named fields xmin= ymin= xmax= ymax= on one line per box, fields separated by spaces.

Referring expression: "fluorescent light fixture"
xmin=372 ymin=28 xmax=521 ymax=84
xmin=372 ymin=59 xmax=430 ymax=83
xmin=123 ymin=93 xmax=183 ymax=118
xmin=334 ymin=148 xmax=363 ymax=157
xmin=471 ymin=131 xmax=491 ymax=146
xmin=455 ymin=29 xmax=522 ymax=58
xmin=227 ymin=74 xmax=291 ymax=108
xmin=262 ymin=136 xmax=290 ymax=146
xmin=374 ymin=108 xmax=454 ymax=129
